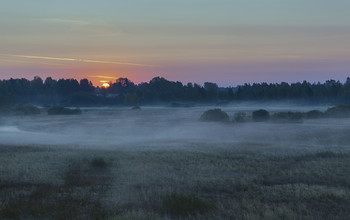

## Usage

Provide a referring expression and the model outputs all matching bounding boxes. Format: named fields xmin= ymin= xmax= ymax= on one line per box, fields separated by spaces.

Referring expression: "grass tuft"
xmin=160 ymin=193 xmax=215 ymax=216
xmin=91 ymin=157 xmax=108 ymax=168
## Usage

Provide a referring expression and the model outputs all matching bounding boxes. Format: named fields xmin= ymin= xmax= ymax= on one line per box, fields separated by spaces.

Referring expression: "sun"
xmin=102 ymin=82 xmax=110 ymax=89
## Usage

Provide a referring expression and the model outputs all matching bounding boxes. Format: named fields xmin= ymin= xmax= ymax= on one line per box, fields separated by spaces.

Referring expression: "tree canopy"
xmin=1 ymin=76 xmax=350 ymax=106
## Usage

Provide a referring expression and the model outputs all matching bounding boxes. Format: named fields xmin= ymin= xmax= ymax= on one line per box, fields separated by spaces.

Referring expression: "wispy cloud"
xmin=37 ymin=17 xmax=123 ymax=37
xmin=42 ymin=18 xmax=90 ymax=26
xmin=0 ymin=57 xmax=65 ymax=66
xmin=0 ymin=54 xmax=155 ymax=67
xmin=89 ymin=75 xmax=117 ymax=79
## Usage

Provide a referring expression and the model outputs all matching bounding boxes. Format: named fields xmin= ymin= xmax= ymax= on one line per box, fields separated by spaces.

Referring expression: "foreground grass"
xmin=1 ymin=144 xmax=350 ymax=219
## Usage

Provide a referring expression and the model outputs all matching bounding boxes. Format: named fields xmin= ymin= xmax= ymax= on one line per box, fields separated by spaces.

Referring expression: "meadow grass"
xmin=1 ymin=142 xmax=350 ymax=219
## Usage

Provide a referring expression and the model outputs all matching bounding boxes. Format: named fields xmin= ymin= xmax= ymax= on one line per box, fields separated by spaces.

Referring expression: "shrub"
xmin=252 ymin=109 xmax=270 ymax=122
xmin=305 ymin=110 xmax=324 ymax=119
xmin=14 ymin=105 xmax=41 ymax=115
xmin=200 ymin=109 xmax=229 ymax=122
xmin=233 ymin=112 xmax=249 ymax=123
xmin=324 ymin=104 xmax=350 ymax=118
xmin=48 ymin=106 xmax=82 ymax=115
xmin=161 ymin=194 xmax=215 ymax=216
xmin=131 ymin=106 xmax=141 ymax=110
xmin=271 ymin=112 xmax=303 ymax=123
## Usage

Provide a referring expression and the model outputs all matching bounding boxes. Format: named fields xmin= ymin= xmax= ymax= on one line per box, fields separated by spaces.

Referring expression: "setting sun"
xmin=102 ymin=82 xmax=110 ymax=89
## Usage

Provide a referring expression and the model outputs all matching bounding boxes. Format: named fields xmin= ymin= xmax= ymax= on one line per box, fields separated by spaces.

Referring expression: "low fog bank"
xmin=0 ymin=104 xmax=349 ymax=150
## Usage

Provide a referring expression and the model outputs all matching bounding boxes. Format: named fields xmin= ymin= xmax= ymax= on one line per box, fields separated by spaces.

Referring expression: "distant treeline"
xmin=1 ymin=76 xmax=350 ymax=106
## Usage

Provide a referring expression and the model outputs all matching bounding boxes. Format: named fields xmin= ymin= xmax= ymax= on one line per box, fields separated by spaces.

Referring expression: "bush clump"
xmin=305 ymin=110 xmax=324 ymax=119
xmin=233 ymin=112 xmax=249 ymax=123
xmin=252 ymin=109 xmax=270 ymax=122
xmin=200 ymin=109 xmax=229 ymax=122
xmin=48 ymin=106 xmax=82 ymax=115
xmin=324 ymin=104 xmax=350 ymax=118
xmin=14 ymin=105 xmax=41 ymax=115
xmin=161 ymin=194 xmax=215 ymax=216
xmin=271 ymin=112 xmax=303 ymax=123
xmin=131 ymin=106 xmax=141 ymax=110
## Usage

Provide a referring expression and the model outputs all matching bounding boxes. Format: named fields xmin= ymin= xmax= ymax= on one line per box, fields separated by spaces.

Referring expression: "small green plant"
xmin=91 ymin=157 xmax=108 ymax=168
xmin=161 ymin=193 xmax=215 ymax=216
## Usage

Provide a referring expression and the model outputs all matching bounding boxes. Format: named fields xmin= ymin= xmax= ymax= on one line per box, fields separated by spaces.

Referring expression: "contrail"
xmin=0 ymin=54 xmax=155 ymax=67
xmin=0 ymin=57 xmax=65 ymax=66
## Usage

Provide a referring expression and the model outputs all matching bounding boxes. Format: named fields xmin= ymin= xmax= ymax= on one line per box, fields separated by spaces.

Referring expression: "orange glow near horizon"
xmin=102 ymin=82 xmax=110 ymax=88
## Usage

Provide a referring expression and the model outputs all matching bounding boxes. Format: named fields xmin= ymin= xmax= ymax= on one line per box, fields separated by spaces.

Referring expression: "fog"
xmin=0 ymin=104 xmax=349 ymax=151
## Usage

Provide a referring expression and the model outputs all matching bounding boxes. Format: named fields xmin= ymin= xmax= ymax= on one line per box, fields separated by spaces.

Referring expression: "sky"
xmin=1 ymin=0 xmax=350 ymax=86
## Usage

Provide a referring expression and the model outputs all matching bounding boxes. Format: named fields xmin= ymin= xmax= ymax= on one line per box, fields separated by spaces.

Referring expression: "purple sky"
xmin=1 ymin=0 xmax=349 ymax=86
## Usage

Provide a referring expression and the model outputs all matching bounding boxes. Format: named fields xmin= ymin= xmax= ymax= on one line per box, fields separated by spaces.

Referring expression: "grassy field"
xmin=1 ymin=141 xmax=350 ymax=219
xmin=1 ymin=106 xmax=350 ymax=219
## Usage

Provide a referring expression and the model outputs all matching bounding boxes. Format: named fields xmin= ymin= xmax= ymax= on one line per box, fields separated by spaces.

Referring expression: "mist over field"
xmin=0 ymin=104 xmax=344 ymax=149
xmin=1 ymin=104 xmax=350 ymax=219
xmin=2 ymin=0 xmax=350 ymax=218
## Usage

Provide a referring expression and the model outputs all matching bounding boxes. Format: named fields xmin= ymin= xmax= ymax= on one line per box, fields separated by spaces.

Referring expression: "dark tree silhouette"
xmin=1 ymin=75 xmax=350 ymax=107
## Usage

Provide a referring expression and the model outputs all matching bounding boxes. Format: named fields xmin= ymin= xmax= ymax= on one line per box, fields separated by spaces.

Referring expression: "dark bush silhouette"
xmin=252 ymin=109 xmax=270 ymax=122
xmin=14 ymin=105 xmax=41 ymax=115
xmin=200 ymin=109 xmax=229 ymax=122
xmin=0 ymin=105 xmax=40 ymax=115
xmin=131 ymin=106 xmax=141 ymax=110
xmin=324 ymin=104 xmax=350 ymax=118
xmin=233 ymin=112 xmax=249 ymax=122
xmin=48 ymin=106 xmax=82 ymax=115
xmin=305 ymin=110 xmax=324 ymax=119
xmin=271 ymin=112 xmax=303 ymax=123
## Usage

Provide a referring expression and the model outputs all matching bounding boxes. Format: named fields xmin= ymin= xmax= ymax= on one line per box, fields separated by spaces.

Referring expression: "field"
xmin=1 ymin=105 xmax=350 ymax=219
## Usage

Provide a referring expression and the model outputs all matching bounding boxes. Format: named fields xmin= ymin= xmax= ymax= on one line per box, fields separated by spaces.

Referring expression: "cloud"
xmin=90 ymin=75 xmax=117 ymax=79
xmin=0 ymin=57 xmax=65 ymax=66
xmin=42 ymin=18 xmax=90 ymax=26
xmin=37 ymin=17 xmax=123 ymax=37
xmin=0 ymin=54 xmax=155 ymax=67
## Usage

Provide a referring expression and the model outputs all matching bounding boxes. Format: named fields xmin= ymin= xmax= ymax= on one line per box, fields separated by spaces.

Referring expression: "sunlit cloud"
xmin=1 ymin=54 xmax=155 ymax=67
xmin=90 ymin=75 xmax=118 ymax=79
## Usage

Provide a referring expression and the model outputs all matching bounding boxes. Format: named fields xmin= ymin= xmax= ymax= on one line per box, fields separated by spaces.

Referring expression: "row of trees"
xmin=235 ymin=79 xmax=350 ymax=102
xmin=1 ymin=76 xmax=350 ymax=106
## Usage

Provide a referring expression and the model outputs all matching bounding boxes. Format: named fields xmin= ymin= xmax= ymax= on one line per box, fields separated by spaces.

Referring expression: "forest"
xmin=1 ymin=76 xmax=350 ymax=106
